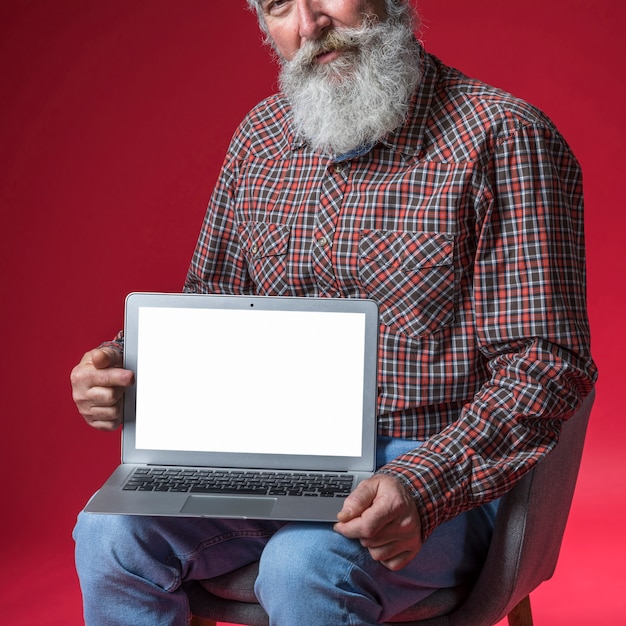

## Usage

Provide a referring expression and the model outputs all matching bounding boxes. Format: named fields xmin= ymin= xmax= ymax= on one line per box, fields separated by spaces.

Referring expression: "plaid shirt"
xmin=183 ymin=48 xmax=597 ymax=538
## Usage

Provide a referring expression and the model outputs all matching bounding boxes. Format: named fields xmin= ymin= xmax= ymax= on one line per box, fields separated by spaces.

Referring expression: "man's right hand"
xmin=70 ymin=347 xmax=135 ymax=431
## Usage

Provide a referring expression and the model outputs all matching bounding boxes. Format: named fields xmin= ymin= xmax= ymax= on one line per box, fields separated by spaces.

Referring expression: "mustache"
xmin=289 ymin=21 xmax=376 ymax=67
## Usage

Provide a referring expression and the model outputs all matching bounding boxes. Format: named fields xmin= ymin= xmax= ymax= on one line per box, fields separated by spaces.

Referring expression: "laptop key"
xmin=190 ymin=486 xmax=267 ymax=495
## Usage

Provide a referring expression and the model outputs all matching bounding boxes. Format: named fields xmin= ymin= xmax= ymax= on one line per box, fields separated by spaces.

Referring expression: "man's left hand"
xmin=334 ymin=474 xmax=423 ymax=571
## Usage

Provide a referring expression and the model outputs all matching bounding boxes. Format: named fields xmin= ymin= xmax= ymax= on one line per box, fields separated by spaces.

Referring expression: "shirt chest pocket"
xmin=358 ymin=230 xmax=455 ymax=339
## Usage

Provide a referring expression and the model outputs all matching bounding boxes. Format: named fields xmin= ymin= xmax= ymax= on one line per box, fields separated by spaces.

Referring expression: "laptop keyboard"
xmin=123 ymin=467 xmax=354 ymax=497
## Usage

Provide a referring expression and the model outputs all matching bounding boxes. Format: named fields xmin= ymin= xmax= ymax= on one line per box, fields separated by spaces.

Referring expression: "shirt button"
xmin=317 ymin=237 xmax=329 ymax=248
xmin=251 ymin=244 xmax=259 ymax=254
xmin=334 ymin=163 xmax=344 ymax=173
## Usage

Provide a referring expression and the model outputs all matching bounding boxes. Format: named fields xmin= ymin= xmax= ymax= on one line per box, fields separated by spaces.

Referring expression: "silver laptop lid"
xmin=122 ymin=293 xmax=379 ymax=473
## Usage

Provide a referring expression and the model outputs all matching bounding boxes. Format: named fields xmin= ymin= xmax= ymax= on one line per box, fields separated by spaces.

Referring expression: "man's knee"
xmin=255 ymin=523 xmax=384 ymax=624
xmin=256 ymin=523 xmax=362 ymax=592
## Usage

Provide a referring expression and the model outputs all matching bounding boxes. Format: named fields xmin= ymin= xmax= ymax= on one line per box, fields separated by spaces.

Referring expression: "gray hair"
xmin=246 ymin=1 xmax=418 ymax=37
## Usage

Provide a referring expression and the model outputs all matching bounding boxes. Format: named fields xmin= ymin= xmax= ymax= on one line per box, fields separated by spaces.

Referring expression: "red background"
xmin=1 ymin=1 xmax=624 ymax=623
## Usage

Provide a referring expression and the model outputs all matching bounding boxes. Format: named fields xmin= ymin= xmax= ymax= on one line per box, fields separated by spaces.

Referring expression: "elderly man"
xmin=71 ymin=1 xmax=597 ymax=624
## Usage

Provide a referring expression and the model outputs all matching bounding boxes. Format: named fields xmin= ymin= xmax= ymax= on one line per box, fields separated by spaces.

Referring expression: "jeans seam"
xmin=163 ymin=529 xmax=276 ymax=592
xmin=170 ymin=529 xmax=275 ymax=562
xmin=341 ymin=545 xmax=385 ymax=626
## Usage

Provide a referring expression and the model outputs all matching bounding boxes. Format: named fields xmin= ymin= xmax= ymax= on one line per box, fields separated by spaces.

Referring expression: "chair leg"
xmin=507 ymin=595 xmax=533 ymax=626
xmin=189 ymin=617 xmax=217 ymax=626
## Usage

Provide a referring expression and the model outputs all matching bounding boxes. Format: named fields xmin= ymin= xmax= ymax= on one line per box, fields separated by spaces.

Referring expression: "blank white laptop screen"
xmin=134 ymin=307 xmax=366 ymax=457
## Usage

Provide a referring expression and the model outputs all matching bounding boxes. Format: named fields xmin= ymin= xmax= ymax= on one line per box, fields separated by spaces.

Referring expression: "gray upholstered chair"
xmin=186 ymin=390 xmax=594 ymax=626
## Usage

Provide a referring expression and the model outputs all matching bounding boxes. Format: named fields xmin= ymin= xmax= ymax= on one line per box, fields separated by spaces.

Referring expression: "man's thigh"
xmin=74 ymin=511 xmax=286 ymax=584
xmin=255 ymin=501 xmax=497 ymax=622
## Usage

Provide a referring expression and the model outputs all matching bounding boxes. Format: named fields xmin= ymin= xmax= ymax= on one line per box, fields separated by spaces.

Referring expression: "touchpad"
xmin=181 ymin=495 xmax=277 ymax=517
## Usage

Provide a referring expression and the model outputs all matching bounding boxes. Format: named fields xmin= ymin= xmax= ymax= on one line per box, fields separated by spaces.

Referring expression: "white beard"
xmin=279 ymin=17 xmax=421 ymax=156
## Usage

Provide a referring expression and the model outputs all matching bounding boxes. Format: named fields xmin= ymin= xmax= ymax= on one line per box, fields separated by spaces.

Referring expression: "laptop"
xmin=84 ymin=292 xmax=379 ymax=522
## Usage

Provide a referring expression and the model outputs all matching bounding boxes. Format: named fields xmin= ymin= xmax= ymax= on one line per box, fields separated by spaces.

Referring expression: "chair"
xmin=186 ymin=390 xmax=594 ymax=626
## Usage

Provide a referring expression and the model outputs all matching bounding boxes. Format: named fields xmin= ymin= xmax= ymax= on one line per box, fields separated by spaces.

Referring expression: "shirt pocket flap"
xmin=360 ymin=230 xmax=453 ymax=270
xmin=238 ymin=222 xmax=291 ymax=258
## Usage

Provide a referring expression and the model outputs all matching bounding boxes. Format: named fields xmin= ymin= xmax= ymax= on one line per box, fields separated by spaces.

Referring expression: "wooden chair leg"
xmin=507 ymin=595 xmax=533 ymax=626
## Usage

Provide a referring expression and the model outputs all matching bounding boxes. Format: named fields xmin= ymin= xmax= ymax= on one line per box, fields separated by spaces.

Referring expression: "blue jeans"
xmin=73 ymin=438 xmax=498 ymax=625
